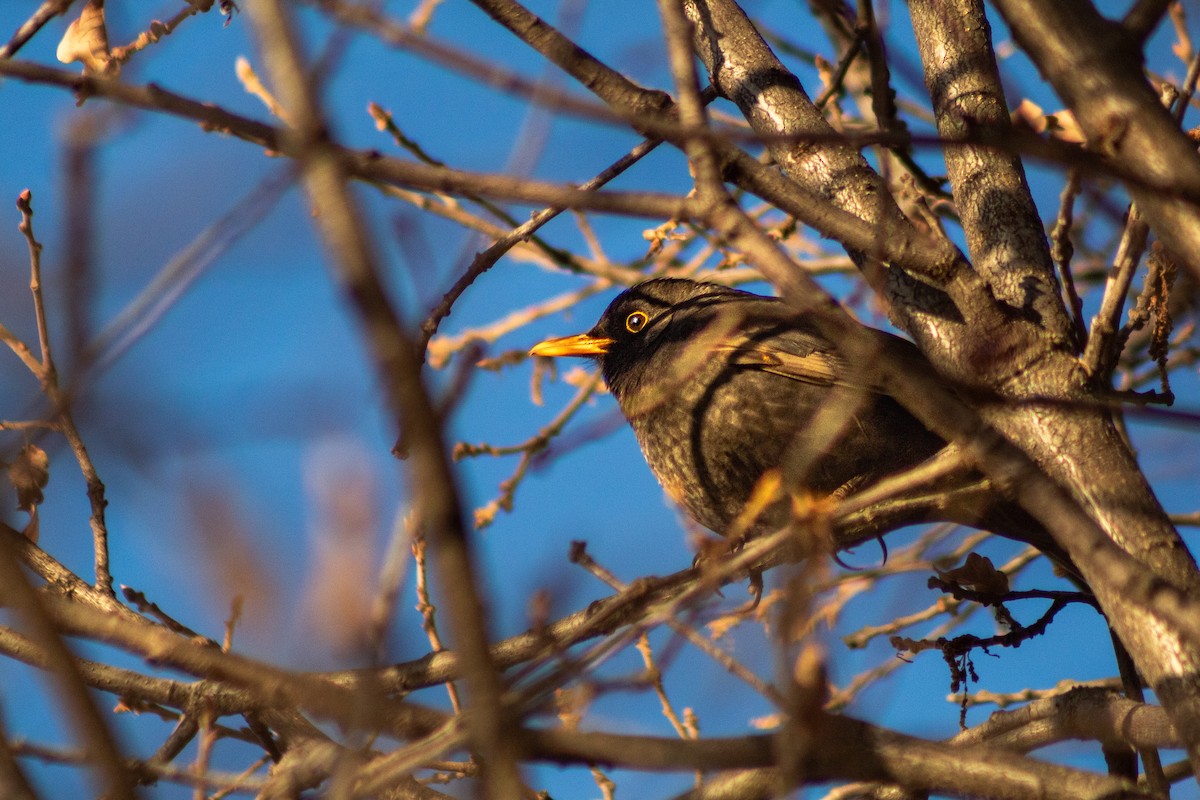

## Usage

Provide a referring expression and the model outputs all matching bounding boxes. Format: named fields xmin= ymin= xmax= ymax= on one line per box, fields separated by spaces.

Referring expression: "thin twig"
xmin=427 ymin=280 xmax=610 ymax=370
xmin=465 ymin=370 xmax=603 ymax=529
xmin=813 ymin=32 xmax=865 ymax=110
xmin=1081 ymin=203 xmax=1149 ymax=377
xmin=110 ymin=1 xmax=225 ymax=67
xmin=412 ymin=535 xmax=462 ymax=714
xmin=572 ymin=543 xmax=783 ymax=705
xmin=1081 ymin=79 xmax=1183 ymax=377
xmin=1050 ymin=170 xmax=1088 ymax=345
xmin=17 ymin=190 xmax=114 ymax=596
xmin=418 ymin=134 xmax=666 ymax=355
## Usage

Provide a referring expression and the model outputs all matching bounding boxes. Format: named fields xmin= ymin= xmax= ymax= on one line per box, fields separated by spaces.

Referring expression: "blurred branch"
xmin=0 ymin=710 xmax=39 ymax=800
xmin=1123 ymin=0 xmax=1174 ymax=45
xmin=0 ymin=535 xmax=133 ymax=799
xmin=0 ymin=60 xmax=695 ymax=218
xmin=245 ymin=1 xmax=523 ymax=796
xmin=0 ymin=0 xmax=75 ymax=60
xmin=10 ymin=739 xmax=268 ymax=795
xmin=83 ymin=169 xmax=293 ymax=377
xmin=60 ymin=111 xmax=104 ymax=369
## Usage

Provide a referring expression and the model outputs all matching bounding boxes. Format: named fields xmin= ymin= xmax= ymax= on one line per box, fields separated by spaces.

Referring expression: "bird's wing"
xmin=692 ymin=302 xmax=897 ymax=389
xmin=716 ymin=337 xmax=844 ymax=386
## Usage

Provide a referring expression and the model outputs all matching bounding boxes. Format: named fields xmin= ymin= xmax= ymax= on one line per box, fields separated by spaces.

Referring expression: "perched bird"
xmin=530 ymin=278 xmax=1048 ymax=553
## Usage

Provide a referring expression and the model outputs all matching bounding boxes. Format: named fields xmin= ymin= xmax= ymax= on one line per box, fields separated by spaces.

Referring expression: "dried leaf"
xmin=426 ymin=336 xmax=455 ymax=370
xmin=8 ymin=444 xmax=49 ymax=512
xmin=1044 ymin=109 xmax=1086 ymax=144
xmin=750 ymin=712 xmax=783 ymax=730
xmin=706 ymin=611 xmax=742 ymax=639
xmin=56 ymin=0 xmax=119 ymax=78
xmin=935 ymin=552 xmax=1010 ymax=597
xmin=1011 ymin=99 xmax=1046 ymax=133
xmin=554 ymin=684 xmax=593 ymax=730
xmin=1147 ymin=244 xmax=1178 ymax=365
xmin=1011 ymin=99 xmax=1085 ymax=144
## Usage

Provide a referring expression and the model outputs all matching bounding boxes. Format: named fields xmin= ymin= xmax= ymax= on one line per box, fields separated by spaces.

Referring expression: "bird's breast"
xmin=616 ymin=352 xmax=943 ymax=539
xmin=623 ymin=359 xmax=798 ymax=535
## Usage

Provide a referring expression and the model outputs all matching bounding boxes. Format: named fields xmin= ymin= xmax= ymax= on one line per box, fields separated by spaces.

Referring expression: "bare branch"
xmin=245 ymin=1 xmax=523 ymax=795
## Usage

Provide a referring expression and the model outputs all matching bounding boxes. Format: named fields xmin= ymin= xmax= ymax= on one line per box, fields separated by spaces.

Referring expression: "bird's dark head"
xmin=529 ymin=278 xmax=757 ymax=397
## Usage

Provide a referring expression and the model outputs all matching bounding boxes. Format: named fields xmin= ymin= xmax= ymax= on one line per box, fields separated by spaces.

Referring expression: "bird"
xmin=529 ymin=277 xmax=1054 ymax=559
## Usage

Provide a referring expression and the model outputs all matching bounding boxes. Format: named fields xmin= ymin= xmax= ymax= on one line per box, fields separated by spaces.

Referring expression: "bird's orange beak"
xmin=529 ymin=333 xmax=613 ymax=357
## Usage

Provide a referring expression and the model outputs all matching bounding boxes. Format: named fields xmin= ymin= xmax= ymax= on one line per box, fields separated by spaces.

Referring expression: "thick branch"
xmin=908 ymin=0 xmax=1074 ymax=346
xmin=521 ymin=714 xmax=1144 ymax=800
xmin=952 ymin=687 xmax=1180 ymax=752
xmin=992 ymin=0 xmax=1200 ymax=284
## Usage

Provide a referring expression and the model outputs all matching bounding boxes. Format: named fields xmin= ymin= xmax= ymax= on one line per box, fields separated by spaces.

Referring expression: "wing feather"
xmin=716 ymin=340 xmax=844 ymax=386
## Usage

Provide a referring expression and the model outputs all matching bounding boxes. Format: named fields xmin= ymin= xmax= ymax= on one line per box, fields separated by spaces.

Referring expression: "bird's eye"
xmin=625 ymin=311 xmax=649 ymax=333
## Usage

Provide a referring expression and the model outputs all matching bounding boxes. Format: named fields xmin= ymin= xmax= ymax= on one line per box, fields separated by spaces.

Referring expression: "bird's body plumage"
xmin=533 ymin=278 xmax=945 ymax=539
